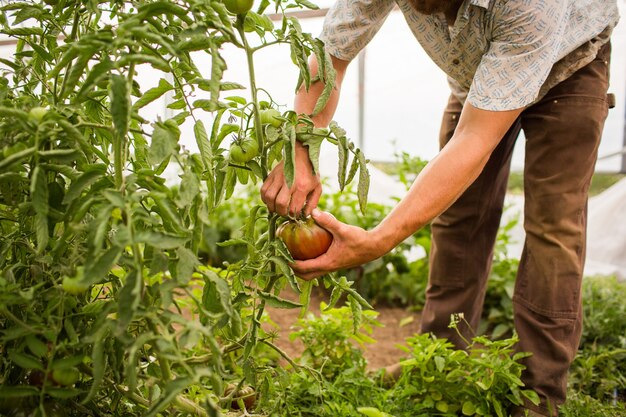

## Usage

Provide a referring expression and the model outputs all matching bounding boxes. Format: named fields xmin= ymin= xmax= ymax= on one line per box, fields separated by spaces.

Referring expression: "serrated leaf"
xmin=148 ymin=123 xmax=177 ymax=166
xmin=194 ymin=119 xmax=212 ymax=171
xmin=63 ymin=165 xmax=106 ymax=204
xmin=337 ymin=136 xmax=348 ymax=190
xmin=30 ymin=166 xmax=48 ymax=216
xmin=83 ymin=246 xmax=122 ymax=286
xmin=312 ymin=50 xmax=336 ymax=115
xmin=61 ymin=53 xmax=92 ymax=100
xmin=82 ymin=326 xmax=108 ymax=404
xmin=117 ymin=269 xmax=143 ymax=334
xmin=110 ymin=74 xmax=130 ymax=140
xmin=203 ymin=269 xmax=233 ymax=317
xmin=133 ymin=78 xmax=173 ymax=110
xmin=300 ymin=135 xmax=323 ymax=176
xmin=175 ymin=247 xmax=199 ymax=284
xmin=135 ymin=231 xmax=188 ymax=249
xmin=283 ymin=129 xmax=296 ymax=188
xmin=349 ymin=295 xmax=362 ymax=334
xmin=270 ymin=256 xmax=300 ymax=293
xmin=357 ymin=150 xmax=370 ymax=214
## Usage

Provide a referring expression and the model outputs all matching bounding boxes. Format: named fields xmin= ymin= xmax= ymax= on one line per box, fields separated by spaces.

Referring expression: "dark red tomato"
xmin=224 ymin=384 xmax=256 ymax=410
xmin=276 ymin=218 xmax=333 ymax=260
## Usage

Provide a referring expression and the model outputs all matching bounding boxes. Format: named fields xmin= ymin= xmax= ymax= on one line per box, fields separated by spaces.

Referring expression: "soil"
xmin=263 ymin=287 xmax=423 ymax=371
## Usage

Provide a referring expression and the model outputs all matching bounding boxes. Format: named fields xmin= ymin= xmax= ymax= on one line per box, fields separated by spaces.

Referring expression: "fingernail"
xmin=312 ymin=208 xmax=321 ymax=217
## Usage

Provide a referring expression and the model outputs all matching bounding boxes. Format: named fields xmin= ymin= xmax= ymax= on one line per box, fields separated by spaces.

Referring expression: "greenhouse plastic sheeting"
xmin=319 ymin=144 xmax=626 ymax=281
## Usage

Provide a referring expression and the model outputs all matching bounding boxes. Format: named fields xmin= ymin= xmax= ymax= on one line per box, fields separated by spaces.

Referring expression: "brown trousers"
xmin=419 ymin=42 xmax=612 ymax=416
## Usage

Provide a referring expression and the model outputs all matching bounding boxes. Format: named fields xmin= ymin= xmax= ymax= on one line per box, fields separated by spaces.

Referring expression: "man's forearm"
xmin=371 ymin=104 xmax=523 ymax=254
xmin=294 ymin=54 xmax=350 ymax=127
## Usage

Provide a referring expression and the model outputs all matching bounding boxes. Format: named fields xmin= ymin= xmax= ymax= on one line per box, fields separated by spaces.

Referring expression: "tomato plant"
xmin=277 ymin=217 xmax=333 ymax=260
xmin=0 ymin=0 xmax=371 ymax=415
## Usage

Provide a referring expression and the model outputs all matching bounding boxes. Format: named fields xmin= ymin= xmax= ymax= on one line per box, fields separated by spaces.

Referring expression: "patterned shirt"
xmin=320 ymin=0 xmax=620 ymax=111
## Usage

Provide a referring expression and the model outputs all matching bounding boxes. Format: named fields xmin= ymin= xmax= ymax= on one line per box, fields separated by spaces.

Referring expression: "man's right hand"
xmin=261 ymin=142 xmax=322 ymax=217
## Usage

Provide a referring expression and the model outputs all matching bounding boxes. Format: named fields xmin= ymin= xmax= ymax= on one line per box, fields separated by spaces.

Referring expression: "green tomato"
xmin=51 ymin=368 xmax=80 ymax=386
xmin=229 ymin=138 xmax=259 ymax=163
xmin=62 ymin=267 xmax=89 ymax=295
xmin=259 ymin=108 xmax=282 ymax=128
xmin=223 ymin=0 xmax=254 ymax=15
xmin=28 ymin=107 xmax=48 ymax=123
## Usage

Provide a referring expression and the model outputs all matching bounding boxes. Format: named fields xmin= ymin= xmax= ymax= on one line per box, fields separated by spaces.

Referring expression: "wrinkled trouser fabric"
xmin=419 ymin=42 xmax=612 ymax=416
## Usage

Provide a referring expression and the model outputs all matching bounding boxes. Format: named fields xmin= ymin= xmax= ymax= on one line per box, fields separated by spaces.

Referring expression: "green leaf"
xmin=133 ymin=78 xmax=173 ymax=110
xmin=0 ymin=386 xmax=39 ymax=398
xmin=82 ymin=326 xmax=109 ymax=404
xmin=144 ymin=377 xmax=194 ymax=417
xmin=300 ymin=134 xmax=323 ymax=176
xmin=357 ymin=407 xmax=395 ymax=417
xmin=270 ymin=256 xmax=300 ymax=293
xmin=110 ymin=74 xmax=130 ymax=140
xmin=209 ymin=40 xmax=226 ymax=105
xmin=2 ymin=27 xmax=43 ymax=36
xmin=117 ymin=269 xmax=143 ymax=334
xmin=259 ymin=291 xmax=302 ymax=309
xmin=202 ymin=269 xmax=233 ymax=317
xmin=312 ymin=50 xmax=336 ymax=116
xmin=47 ymin=387 xmax=83 ymax=399
xmin=76 ymin=59 xmax=115 ymax=101
xmin=148 ymin=123 xmax=178 ymax=166
xmin=175 ymin=247 xmax=199 ymax=284
xmin=25 ymin=335 xmax=49 ymax=358
xmin=295 ymin=0 xmax=319 ymax=9
xmin=194 ymin=119 xmax=213 ymax=171
xmin=83 ymin=246 xmax=122 ymax=286
xmin=8 ymin=349 xmax=43 ymax=370
xmin=357 ymin=150 xmax=370 ymax=215
xmin=63 ymin=165 xmax=106 ymax=204
xmin=0 ymin=146 xmax=35 ymax=171
xmin=283 ymin=130 xmax=296 ymax=188
xmin=134 ymin=231 xmax=188 ymax=249
xmin=349 ymin=295 xmax=362 ymax=334
xmin=462 ymin=401 xmax=477 ymax=416
xmin=30 ymin=165 xmax=48 ymax=216
xmin=61 ymin=53 xmax=92 ymax=100
xmin=299 ymin=280 xmax=313 ymax=318
xmin=337 ymin=136 xmax=348 ymax=190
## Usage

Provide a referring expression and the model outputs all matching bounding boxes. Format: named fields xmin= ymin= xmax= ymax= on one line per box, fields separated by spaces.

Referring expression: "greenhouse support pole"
xmin=622 ymin=90 xmax=626 ymax=173
xmin=357 ymin=48 xmax=366 ymax=152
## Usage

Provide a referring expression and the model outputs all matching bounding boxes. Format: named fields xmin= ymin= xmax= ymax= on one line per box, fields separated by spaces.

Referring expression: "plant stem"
xmin=236 ymin=18 xmax=268 ymax=180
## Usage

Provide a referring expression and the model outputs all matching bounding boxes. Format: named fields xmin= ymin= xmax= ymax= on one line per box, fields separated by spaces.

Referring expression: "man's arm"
xmin=261 ymin=54 xmax=350 ymax=217
xmin=291 ymin=102 xmax=523 ymax=279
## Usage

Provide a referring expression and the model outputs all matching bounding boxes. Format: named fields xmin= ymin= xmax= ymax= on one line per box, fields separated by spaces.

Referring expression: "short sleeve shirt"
xmin=320 ymin=0 xmax=620 ymax=111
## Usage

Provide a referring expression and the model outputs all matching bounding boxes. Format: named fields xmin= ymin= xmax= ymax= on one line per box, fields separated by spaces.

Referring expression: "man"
xmin=260 ymin=0 xmax=620 ymax=415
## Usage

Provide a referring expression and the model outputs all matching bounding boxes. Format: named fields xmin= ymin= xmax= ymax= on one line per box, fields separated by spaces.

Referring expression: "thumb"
xmin=311 ymin=208 xmax=341 ymax=234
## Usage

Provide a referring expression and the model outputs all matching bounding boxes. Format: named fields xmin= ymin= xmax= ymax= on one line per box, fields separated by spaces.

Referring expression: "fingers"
xmin=291 ymin=259 xmax=329 ymax=281
xmin=310 ymin=208 xmax=342 ymax=235
xmin=262 ymin=167 xmax=322 ymax=217
xmin=260 ymin=174 xmax=281 ymax=214
xmin=273 ymin=185 xmax=292 ymax=216
xmin=303 ymin=185 xmax=322 ymax=217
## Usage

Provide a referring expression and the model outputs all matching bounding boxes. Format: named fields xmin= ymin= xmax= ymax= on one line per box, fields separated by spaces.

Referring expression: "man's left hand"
xmin=291 ymin=209 xmax=384 ymax=280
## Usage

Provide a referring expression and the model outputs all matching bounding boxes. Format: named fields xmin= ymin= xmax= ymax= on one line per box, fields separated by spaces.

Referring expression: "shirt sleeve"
xmin=467 ymin=1 xmax=569 ymax=111
xmin=320 ymin=0 xmax=396 ymax=62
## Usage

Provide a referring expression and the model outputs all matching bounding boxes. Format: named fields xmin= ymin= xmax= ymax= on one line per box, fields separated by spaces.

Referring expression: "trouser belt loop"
xmin=607 ymin=92 xmax=616 ymax=109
